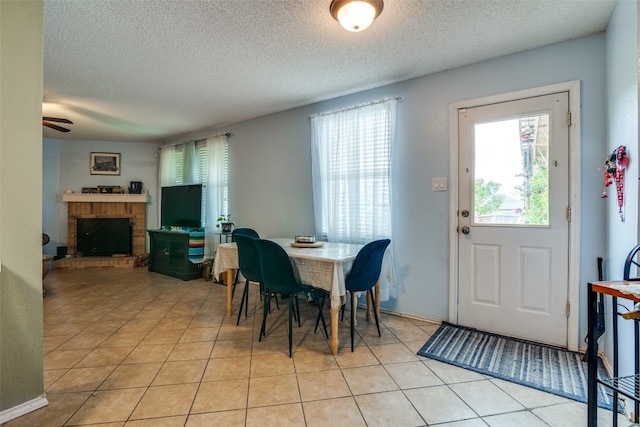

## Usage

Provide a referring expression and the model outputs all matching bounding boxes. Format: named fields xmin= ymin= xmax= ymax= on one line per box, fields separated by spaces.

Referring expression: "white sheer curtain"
xmin=159 ymin=141 xmax=197 ymax=186
xmin=158 ymin=135 xmax=228 ymax=259
xmin=203 ymin=134 xmax=229 ymax=258
xmin=310 ymin=97 xmax=397 ymax=244
xmin=181 ymin=140 xmax=197 ymax=184
xmin=158 ymin=145 xmax=177 ymax=225
xmin=159 ymin=145 xmax=177 ymax=187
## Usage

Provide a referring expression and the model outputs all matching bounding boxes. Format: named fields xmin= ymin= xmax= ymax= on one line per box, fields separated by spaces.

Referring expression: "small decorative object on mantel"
xmin=97 ymin=185 xmax=122 ymax=194
xmin=90 ymin=152 xmax=120 ymax=176
xmin=601 ymin=145 xmax=629 ymax=222
xmin=82 ymin=187 xmax=98 ymax=193
xmin=216 ymin=214 xmax=234 ymax=233
xmin=129 ymin=181 xmax=143 ymax=194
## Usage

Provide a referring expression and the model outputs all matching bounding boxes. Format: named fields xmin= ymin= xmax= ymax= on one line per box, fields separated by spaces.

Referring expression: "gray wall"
xmin=43 ymin=18 xmax=635 ymax=351
xmin=1 ymin=0 xmax=46 ymax=415
xmin=164 ymin=34 xmax=608 ymax=336
xmin=604 ymin=0 xmax=639 ymax=376
xmin=23 ymin=0 xmax=636 ymax=419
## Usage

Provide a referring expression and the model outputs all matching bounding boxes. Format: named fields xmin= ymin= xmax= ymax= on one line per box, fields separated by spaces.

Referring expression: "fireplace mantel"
xmin=61 ymin=193 xmax=150 ymax=203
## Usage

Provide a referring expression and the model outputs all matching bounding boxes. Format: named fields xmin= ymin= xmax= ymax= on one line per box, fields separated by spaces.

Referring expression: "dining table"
xmin=213 ymin=237 xmax=393 ymax=354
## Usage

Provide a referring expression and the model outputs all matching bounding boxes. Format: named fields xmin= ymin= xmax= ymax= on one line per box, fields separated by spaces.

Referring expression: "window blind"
xmin=311 ymin=97 xmax=397 ymax=244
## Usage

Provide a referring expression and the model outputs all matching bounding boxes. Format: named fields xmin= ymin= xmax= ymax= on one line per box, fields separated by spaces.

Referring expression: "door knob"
xmin=461 ymin=226 xmax=470 ymax=235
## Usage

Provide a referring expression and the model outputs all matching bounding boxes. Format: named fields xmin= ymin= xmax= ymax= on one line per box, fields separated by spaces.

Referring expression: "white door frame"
xmin=448 ymin=80 xmax=581 ymax=351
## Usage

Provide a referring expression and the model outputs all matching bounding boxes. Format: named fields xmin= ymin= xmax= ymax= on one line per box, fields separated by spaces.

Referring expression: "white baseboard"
xmin=0 ymin=394 xmax=48 ymax=424
xmin=377 ymin=306 xmax=442 ymax=325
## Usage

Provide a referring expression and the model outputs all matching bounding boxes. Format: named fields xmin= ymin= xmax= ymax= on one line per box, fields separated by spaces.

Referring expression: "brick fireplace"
xmin=58 ymin=193 xmax=149 ymax=269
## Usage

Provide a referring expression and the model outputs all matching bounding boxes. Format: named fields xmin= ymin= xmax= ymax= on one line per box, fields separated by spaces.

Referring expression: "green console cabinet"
xmin=148 ymin=229 xmax=202 ymax=280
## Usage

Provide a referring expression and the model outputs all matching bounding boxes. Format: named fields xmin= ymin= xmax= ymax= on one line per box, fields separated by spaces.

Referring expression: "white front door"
xmin=457 ymin=92 xmax=570 ymax=347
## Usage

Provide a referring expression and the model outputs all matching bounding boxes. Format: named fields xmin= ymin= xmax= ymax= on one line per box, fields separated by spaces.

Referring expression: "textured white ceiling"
xmin=42 ymin=0 xmax=616 ymax=142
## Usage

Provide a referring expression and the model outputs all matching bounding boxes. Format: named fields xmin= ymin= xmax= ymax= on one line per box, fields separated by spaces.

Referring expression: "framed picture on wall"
xmin=90 ymin=152 xmax=120 ymax=175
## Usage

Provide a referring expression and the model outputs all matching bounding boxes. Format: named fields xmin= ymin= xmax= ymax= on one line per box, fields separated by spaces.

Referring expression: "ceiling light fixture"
xmin=330 ymin=0 xmax=384 ymax=32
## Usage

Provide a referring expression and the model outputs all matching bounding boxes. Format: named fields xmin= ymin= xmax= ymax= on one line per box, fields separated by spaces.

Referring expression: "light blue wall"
xmin=42 ymin=139 xmax=160 ymax=256
xmin=604 ymin=0 xmax=639 ymax=376
xmin=164 ymin=34 xmax=609 ymax=343
xmin=35 ymin=0 xmax=638 ymax=419
xmin=43 ymin=31 xmax=626 ymax=350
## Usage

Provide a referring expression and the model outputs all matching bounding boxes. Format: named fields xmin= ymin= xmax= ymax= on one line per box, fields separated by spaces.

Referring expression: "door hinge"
xmin=566 ymin=206 xmax=571 ymax=222
xmin=567 ymin=111 xmax=572 ymax=126
xmin=566 ymin=301 xmax=571 ymax=317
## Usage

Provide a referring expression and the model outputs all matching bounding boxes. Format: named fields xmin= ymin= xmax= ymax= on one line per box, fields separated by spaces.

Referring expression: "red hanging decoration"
xmin=602 ymin=145 xmax=629 ymax=221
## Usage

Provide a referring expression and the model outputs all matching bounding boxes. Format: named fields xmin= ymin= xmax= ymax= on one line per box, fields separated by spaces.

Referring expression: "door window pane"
xmin=473 ymin=114 xmax=549 ymax=225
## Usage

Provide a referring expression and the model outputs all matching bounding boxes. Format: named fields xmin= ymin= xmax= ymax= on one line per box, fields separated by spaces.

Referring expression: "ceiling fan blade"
xmin=43 ymin=121 xmax=71 ymax=132
xmin=42 ymin=116 xmax=73 ymax=124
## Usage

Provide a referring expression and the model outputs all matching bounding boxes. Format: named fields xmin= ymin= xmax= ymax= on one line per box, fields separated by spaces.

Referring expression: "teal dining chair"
xmin=254 ymin=239 xmax=328 ymax=357
xmin=231 ymin=228 xmax=280 ymax=315
xmin=232 ymin=228 xmax=259 ymax=240
xmin=230 ymin=228 xmax=259 ymax=297
xmin=233 ymin=234 xmax=263 ymax=325
xmin=342 ymin=239 xmax=391 ymax=351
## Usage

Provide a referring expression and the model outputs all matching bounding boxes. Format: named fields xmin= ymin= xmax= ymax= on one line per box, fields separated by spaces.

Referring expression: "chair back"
xmin=232 ymin=228 xmax=259 ymax=241
xmin=254 ymin=239 xmax=304 ymax=295
xmin=346 ymin=239 xmax=391 ymax=292
xmin=234 ymin=234 xmax=261 ymax=283
xmin=623 ymin=244 xmax=640 ymax=281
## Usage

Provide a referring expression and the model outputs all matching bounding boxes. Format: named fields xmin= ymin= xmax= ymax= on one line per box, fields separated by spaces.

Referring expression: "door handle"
xmin=461 ymin=226 xmax=470 ymax=235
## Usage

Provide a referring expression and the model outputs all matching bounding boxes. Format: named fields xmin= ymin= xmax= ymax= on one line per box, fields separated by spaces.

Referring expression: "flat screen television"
xmin=161 ymin=184 xmax=203 ymax=229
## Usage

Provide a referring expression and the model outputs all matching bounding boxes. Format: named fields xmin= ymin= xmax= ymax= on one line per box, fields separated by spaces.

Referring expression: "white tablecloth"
xmin=610 ymin=283 xmax=640 ymax=300
xmin=213 ymin=237 xmax=394 ymax=310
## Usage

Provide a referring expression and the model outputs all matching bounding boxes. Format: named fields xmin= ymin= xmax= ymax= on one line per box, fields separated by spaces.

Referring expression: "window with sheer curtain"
xmin=159 ymin=134 xmax=229 ymax=257
xmin=310 ymin=98 xmax=397 ymax=244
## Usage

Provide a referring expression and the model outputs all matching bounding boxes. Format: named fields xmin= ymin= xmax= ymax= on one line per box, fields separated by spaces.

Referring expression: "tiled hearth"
xmin=54 ymin=256 xmax=135 ymax=269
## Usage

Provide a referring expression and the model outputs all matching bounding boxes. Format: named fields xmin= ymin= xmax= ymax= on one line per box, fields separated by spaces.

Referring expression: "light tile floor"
xmin=3 ymin=268 xmax=629 ymax=426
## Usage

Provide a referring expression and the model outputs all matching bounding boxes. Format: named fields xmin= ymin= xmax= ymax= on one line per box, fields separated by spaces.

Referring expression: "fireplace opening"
xmin=76 ymin=218 xmax=132 ymax=257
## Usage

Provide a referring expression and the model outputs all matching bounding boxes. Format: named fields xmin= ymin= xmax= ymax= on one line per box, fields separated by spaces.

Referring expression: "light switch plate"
xmin=433 ymin=177 xmax=447 ymax=191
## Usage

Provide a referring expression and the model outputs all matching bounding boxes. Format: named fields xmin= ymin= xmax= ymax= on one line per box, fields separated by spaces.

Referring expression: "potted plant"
xmin=216 ymin=214 xmax=234 ymax=233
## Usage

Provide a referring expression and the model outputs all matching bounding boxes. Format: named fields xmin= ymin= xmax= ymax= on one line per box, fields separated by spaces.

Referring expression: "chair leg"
xmin=244 ymin=284 xmax=250 ymax=318
xmin=260 ymin=292 xmax=271 ymax=341
xmin=231 ymin=270 xmax=240 ymax=297
xmin=294 ymin=295 xmax=301 ymax=327
xmin=236 ymin=280 xmax=249 ymax=326
xmin=314 ymin=291 xmax=329 ymax=339
xmin=270 ymin=293 xmax=280 ymax=313
xmin=314 ymin=300 xmax=321 ymax=332
xmin=369 ymin=289 xmax=381 ymax=337
xmin=288 ymin=296 xmax=294 ymax=357
xmin=290 ymin=294 xmax=299 ymax=324
xmin=350 ymin=291 xmax=356 ymax=352
xmin=260 ymin=282 xmax=278 ymax=313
